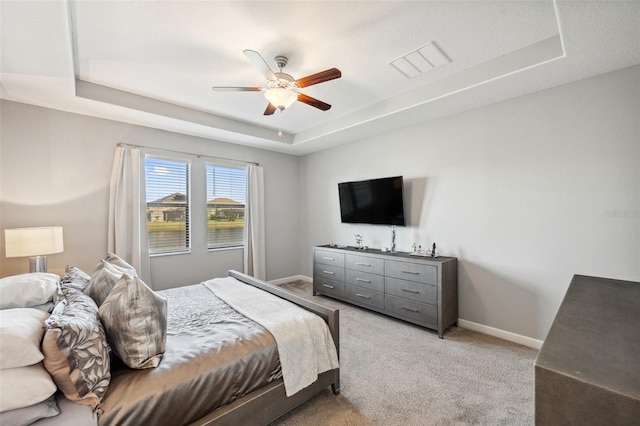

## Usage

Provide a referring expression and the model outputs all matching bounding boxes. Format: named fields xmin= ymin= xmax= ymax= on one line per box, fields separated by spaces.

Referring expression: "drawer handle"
xmin=356 ymin=262 xmax=372 ymax=267
xmin=322 ymin=270 xmax=335 ymax=275
xmin=355 ymin=293 xmax=371 ymax=299
xmin=356 ymin=278 xmax=371 ymax=283
xmin=323 ymin=257 xmax=335 ymax=261
xmin=401 ymin=306 xmax=419 ymax=313
xmin=401 ymin=270 xmax=420 ymax=275
xmin=401 ymin=288 xmax=420 ymax=294
xmin=322 ymin=284 xmax=334 ymax=289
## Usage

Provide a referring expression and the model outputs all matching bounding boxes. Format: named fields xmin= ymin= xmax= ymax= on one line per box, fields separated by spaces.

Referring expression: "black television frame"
xmin=338 ymin=176 xmax=406 ymax=226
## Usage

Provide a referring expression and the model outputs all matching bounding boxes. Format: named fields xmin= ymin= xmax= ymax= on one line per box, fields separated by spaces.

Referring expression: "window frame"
xmin=205 ymin=162 xmax=248 ymax=251
xmin=145 ymin=154 xmax=192 ymax=257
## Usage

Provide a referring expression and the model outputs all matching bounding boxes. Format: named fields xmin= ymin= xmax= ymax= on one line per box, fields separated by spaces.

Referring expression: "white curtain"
xmin=108 ymin=146 xmax=152 ymax=284
xmin=244 ymin=165 xmax=266 ymax=280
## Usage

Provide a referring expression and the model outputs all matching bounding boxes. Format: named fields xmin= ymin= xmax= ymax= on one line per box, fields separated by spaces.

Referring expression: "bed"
xmin=0 ymin=263 xmax=340 ymax=426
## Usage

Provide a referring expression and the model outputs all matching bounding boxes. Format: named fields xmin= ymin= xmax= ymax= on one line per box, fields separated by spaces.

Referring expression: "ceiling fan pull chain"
xmin=277 ymin=108 xmax=284 ymax=140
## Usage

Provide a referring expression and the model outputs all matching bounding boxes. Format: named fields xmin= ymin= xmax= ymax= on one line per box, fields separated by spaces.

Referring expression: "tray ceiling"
xmin=1 ymin=1 xmax=639 ymax=155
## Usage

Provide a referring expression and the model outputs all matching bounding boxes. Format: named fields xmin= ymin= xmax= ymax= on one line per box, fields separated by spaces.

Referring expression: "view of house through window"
xmin=144 ymin=156 xmax=246 ymax=254
xmin=145 ymin=157 xmax=190 ymax=254
xmin=207 ymin=164 xmax=247 ymax=249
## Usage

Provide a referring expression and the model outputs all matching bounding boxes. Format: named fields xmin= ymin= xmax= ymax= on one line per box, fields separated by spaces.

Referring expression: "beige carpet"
xmin=270 ymin=281 xmax=537 ymax=426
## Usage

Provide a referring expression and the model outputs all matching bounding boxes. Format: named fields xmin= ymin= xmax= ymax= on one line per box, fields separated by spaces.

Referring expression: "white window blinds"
xmin=206 ymin=164 xmax=247 ymax=249
xmin=145 ymin=157 xmax=190 ymax=254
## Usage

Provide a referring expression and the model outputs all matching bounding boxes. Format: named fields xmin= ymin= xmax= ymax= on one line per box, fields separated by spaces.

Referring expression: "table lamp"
xmin=4 ymin=226 xmax=64 ymax=273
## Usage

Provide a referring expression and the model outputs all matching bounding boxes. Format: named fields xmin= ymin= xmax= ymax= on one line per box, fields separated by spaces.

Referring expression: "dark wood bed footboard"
xmin=189 ymin=270 xmax=341 ymax=426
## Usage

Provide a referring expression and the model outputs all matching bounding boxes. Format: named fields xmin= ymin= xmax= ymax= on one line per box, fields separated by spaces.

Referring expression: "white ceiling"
xmin=1 ymin=1 xmax=639 ymax=155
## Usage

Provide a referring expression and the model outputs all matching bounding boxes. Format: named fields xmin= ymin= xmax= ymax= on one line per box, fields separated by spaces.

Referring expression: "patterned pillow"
xmin=102 ymin=252 xmax=137 ymax=274
xmin=62 ymin=265 xmax=92 ymax=291
xmin=42 ymin=288 xmax=110 ymax=410
xmin=84 ymin=254 xmax=137 ymax=307
xmin=52 ymin=266 xmax=92 ymax=305
xmin=99 ymin=274 xmax=167 ymax=369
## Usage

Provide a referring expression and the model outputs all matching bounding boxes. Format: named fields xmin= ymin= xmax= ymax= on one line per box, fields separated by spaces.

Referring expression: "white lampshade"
xmin=264 ymin=88 xmax=297 ymax=110
xmin=5 ymin=226 xmax=64 ymax=258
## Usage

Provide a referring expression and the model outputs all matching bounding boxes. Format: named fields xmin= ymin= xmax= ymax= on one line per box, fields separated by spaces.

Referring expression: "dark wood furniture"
xmin=192 ymin=270 xmax=340 ymax=426
xmin=534 ymin=274 xmax=640 ymax=425
xmin=313 ymin=245 xmax=457 ymax=337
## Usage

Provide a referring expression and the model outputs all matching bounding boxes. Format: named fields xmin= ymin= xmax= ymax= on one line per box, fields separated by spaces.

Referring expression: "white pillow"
xmin=0 ymin=308 xmax=50 ymax=369
xmin=0 ymin=363 xmax=57 ymax=412
xmin=0 ymin=273 xmax=60 ymax=310
xmin=0 ymin=395 xmax=59 ymax=425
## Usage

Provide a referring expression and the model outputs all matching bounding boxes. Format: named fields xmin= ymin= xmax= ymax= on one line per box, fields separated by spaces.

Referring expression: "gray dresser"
xmin=534 ymin=274 xmax=640 ymax=425
xmin=313 ymin=245 xmax=458 ymax=337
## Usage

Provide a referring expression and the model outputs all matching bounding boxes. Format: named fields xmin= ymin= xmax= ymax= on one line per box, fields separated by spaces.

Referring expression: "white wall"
xmin=299 ymin=65 xmax=640 ymax=341
xmin=0 ymin=102 xmax=300 ymax=288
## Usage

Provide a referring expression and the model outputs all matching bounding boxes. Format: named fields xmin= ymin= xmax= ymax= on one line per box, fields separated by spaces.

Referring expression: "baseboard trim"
xmin=457 ymin=319 xmax=543 ymax=349
xmin=269 ymin=275 xmax=312 ymax=285
xmin=269 ymin=276 xmax=543 ymax=349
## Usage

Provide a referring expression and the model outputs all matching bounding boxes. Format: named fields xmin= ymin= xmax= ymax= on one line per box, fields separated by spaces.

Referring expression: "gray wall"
xmin=1 ymin=65 xmax=638 ymax=341
xmin=0 ymin=101 xmax=300 ymax=288
xmin=298 ymin=65 xmax=640 ymax=341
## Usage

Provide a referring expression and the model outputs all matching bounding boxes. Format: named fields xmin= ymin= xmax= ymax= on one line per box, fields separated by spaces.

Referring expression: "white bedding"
xmin=203 ymin=276 xmax=339 ymax=396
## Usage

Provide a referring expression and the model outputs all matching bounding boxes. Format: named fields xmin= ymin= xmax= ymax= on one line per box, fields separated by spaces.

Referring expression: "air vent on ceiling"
xmin=390 ymin=42 xmax=450 ymax=79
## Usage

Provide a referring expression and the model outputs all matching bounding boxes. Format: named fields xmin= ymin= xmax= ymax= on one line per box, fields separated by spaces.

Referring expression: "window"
xmin=145 ymin=157 xmax=190 ymax=254
xmin=206 ymin=164 xmax=247 ymax=249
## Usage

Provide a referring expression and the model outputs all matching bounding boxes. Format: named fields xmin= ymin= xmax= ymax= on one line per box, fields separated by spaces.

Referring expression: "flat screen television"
xmin=338 ymin=176 xmax=406 ymax=226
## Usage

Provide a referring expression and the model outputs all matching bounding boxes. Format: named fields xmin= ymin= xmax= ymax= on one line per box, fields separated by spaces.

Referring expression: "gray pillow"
xmin=43 ymin=288 xmax=111 ymax=410
xmin=102 ymin=253 xmax=137 ymax=274
xmin=54 ymin=266 xmax=92 ymax=305
xmin=84 ymin=262 xmax=133 ymax=307
xmin=98 ymin=274 xmax=167 ymax=369
xmin=84 ymin=253 xmax=137 ymax=307
xmin=62 ymin=266 xmax=91 ymax=291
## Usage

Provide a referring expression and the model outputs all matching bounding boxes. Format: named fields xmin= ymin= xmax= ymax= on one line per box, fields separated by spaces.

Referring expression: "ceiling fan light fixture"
xmin=264 ymin=88 xmax=297 ymax=110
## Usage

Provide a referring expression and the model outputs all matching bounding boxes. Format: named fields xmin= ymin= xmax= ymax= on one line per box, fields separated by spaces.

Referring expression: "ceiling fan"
xmin=212 ymin=50 xmax=341 ymax=115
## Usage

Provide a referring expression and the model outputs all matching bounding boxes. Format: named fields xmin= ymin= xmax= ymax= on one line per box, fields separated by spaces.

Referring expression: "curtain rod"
xmin=116 ymin=142 xmax=259 ymax=166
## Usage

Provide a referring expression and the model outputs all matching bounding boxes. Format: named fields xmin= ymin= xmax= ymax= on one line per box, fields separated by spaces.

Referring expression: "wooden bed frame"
xmin=190 ymin=270 xmax=341 ymax=426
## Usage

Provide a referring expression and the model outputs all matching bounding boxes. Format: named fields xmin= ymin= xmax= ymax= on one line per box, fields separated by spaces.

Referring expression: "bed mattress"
xmin=98 ymin=283 xmax=281 ymax=426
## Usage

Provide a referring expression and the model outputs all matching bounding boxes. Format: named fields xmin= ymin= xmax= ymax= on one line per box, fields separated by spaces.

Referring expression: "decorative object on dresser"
xmin=390 ymin=226 xmax=397 ymax=253
xmin=354 ymin=234 xmax=364 ymax=249
xmin=313 ymin=245 xmax=457 ymax=338
xmin=534 ymin=275 xmax=640 ymax=425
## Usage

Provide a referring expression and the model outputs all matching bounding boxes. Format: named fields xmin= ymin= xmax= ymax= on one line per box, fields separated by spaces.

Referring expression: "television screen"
xmin=338 ymin=176 xmax=406 ymax=226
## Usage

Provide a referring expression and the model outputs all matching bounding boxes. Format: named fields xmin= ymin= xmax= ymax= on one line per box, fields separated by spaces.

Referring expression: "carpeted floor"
xmin=270 ymin=280 xmax=537 ymax=426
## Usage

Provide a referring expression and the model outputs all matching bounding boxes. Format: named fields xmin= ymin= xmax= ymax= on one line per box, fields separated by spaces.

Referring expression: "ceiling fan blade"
xmin=243 ymin=49 xmax=277 ymax=82
xmin=297 ymin=93 xmax=331 ymax=111
xmin=212 ymin=86 xmax=263 ymax=92
xmin=295 ymin=68 xmax=341 ymax=88
xmin=264 ymin=103 xmax=277 ymax=115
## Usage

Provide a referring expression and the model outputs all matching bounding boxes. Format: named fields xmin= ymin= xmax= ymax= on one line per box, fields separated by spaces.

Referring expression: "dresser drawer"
xmin=385 ymin=295 xmax=437 ymax=327
xmin=346 ymin=269 xmax=384 ymax=292
xmin=313 ymin=263 xmax=345 ymax=283
xmin=314 ymin=249 xmax=345 ymax=268
xmin=346 ymin=285 xmax=385 ymax=310
xmin=385 ymin=277 xmax=437 ymax=305
xmin=345 ymin=254 xmax=385 ymax=275
xmin=385 ymin=260 xmax=437 ymax=285
xmin=313 ymin=276 xmax=345 ymax=298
